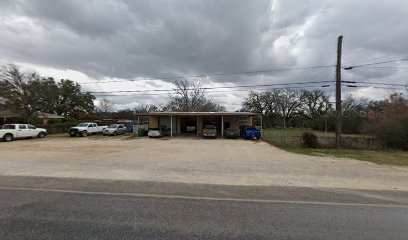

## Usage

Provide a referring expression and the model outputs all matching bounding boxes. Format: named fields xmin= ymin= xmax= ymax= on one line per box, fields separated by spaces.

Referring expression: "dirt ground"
xmin=0 ymin=134 xmax=407 ymax=190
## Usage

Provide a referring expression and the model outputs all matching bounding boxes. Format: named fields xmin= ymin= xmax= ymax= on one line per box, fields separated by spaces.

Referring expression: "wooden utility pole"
xmin=335 ymin=35 xmax=343 ymax=148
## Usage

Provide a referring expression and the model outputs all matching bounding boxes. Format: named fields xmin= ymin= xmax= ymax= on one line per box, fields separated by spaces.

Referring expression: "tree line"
xmin=0 ymin=64 xmax=95 ymax=122
xmin=240 ymin=88 xmax=408 ymax=149
xmin=0 ymin=64 xmax=225 ymax=122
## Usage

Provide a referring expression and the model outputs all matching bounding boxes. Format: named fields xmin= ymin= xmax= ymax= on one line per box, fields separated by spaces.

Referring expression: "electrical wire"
xmin=88 ymin=80 xmax=334 ymax=94
xmin=93 ymin=84 xmax=332 ymax=97
xmin=79 ymin=65 xmax=335 ymax=85
xmin=344 ymin=57 xmax=408 ymax=69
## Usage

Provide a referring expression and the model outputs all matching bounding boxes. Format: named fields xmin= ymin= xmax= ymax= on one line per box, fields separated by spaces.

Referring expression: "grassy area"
xmin=262 ymin=128 xmax=407 ymax=166
xmin=263 ymin=128 xmax=371 ymax=139
xmin=285 ymin=147 xmax=408 ymax=166
xmin=262 ymin=128 xmax=381 ymax=149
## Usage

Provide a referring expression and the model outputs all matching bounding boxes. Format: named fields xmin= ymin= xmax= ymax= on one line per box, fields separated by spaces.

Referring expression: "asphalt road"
xmin=0 ymin=176 xmax=407 ymax=240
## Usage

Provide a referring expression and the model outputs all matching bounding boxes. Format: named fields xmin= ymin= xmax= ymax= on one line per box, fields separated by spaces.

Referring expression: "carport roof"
xmin=133 ymin=112 xmax=261 ymax=116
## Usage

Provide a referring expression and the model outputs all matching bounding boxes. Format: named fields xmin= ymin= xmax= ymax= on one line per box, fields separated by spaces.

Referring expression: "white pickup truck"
xmin=68 ymin=122 xmax=108 ymax=137
xmin=0 ymin=124 xmax=47 ymax=142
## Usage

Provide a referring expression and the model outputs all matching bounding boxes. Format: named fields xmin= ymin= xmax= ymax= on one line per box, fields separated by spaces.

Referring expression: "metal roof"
xmin=133 ymin=112 xmax=261 ymax=116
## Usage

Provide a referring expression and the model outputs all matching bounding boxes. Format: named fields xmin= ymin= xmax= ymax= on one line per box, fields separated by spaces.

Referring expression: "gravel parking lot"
xmin=0 ymin=135 xmax=407 ymax=190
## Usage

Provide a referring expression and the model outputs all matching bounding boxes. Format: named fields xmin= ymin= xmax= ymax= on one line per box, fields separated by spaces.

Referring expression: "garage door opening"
xmin=179 ymin=117 xmax=197 ymax=136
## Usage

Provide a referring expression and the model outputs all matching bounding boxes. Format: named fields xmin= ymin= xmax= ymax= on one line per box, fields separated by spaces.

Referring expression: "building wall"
xmin=223 ymin=115 xmax=253 ymax=131
xmin=149 ymin=116 xmax=159 ymax=128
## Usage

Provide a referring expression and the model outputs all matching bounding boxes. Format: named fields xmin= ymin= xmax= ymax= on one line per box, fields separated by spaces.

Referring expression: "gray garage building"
xmin=133 ymin=112 xmax=262 ymax=138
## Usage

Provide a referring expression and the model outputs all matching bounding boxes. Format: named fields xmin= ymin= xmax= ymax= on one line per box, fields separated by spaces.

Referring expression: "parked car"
xmin=117 ymin=120 xmax=134 ymax=133
xmin=240 ymin=125 xmax=261 ymax=140
xmin=224 ymin=128 xmax=239 ymax=139
xmin=186 ymin=125 xmax=196 ymax=132
xmin=103 ymin=124 xmax=127 ymax=136
xmin=0 ymin=124 xmax=47 ymax=142
xmin=68 ymin=122 xmax=107 ymax=137
xmin=148 ymin=127 xmax=166 ymax=138
xmin=203 ymin=124 xmax=217 ymax=138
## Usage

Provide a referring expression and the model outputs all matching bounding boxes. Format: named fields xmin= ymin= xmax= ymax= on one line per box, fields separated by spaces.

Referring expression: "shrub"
xmin=62 ymin=116 xmax=78 ymax=123
xmin=374 ymin=114 xmax=408 ymax=150
xmin=32 ymin=117 xmax=43 ymax=125
xmin=302 ymin=132 xmax=319 ymax=148
xmin=47 ymin=118 xmax=62 ymax=124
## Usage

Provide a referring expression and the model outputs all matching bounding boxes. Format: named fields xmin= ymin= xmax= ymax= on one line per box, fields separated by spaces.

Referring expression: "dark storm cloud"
xmin=0 ymin=0 xmax=407 ymax=109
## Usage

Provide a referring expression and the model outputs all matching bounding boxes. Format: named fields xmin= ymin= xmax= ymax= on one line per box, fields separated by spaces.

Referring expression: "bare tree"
xmin=275 ymin=88 xmax=304 ymax=128
xmin=133 ymin=104 xmax=160 ymax=113
xmin=301 ymin=89 xmax=331 ymax=119
xmin=96 ymin=98 xmax=114 ymax=118
xmin=167 ymin=79 xmax=225 ymax=112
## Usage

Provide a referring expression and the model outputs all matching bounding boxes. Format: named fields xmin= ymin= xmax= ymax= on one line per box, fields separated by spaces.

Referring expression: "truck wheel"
xmin=113 ymin=131 xmax=117 ymax=136
xmin=81 ymin=131 xmax=88 ymax=137
xmin=37 ymin=132 xmax=47 ymax=138
xmin=3 ymin=134 xmax=13 ymax=142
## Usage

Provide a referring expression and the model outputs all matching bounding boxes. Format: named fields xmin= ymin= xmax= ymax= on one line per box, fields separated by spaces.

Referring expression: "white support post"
xmin=136 ymin=116 xmax=140 ymax=136
xmin=197 ymin=115 xmax=199 ymax=138
xmin=221 ymin=115 xmax=224 ymax=138
xmin=170 ymin=115 xmax=173 ymax=138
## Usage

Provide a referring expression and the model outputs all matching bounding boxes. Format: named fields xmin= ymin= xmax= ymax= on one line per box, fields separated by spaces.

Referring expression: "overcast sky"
xmin=1 ymin=0 xmax=407 ymax=110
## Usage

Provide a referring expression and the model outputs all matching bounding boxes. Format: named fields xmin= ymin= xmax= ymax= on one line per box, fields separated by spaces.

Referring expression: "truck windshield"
xmin=2 ymin=124 xmax=15 ymax=129
xmin=77 ymin=123 xmax=89 ymax=127
xmin=108 ymin=124 xmax=118 ymax=128
xmin=204 ymin=125 xmax=216 ymax=129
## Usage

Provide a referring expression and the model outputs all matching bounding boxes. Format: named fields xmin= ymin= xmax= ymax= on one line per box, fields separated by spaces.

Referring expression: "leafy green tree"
xmin=55 ymin=79 xmax=95 ymax=116
xmin=0 ymin=64 xmax=96 ymax=122
xmin=0 ymin=64 xmax=41 ymax=122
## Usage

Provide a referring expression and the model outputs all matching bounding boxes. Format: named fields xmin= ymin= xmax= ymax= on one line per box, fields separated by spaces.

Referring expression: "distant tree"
xmin=301 ymin=90 xmax=331 ymax=119
xmin=96 ymin=98 xmax=115 ymax=119
xmin=167 ymin=79 xmax=225 ymax=112
xmin=55 ymin=79 xmax=95 ymax=116
xmin=0 ymin=64 xmax=96 ymax=121
xmin=30 ymin=76 xmax=59 ymax=114
xmin=275 ymin=88 xmax=304 ymax=128
xmin=0 ymin=64 xmax=50 ymax=122
xmin=133 ymin=104 xmax=160 ymax=113
xmin=300 ymin=89 xmax=332 ymax=131
xmin=241 ymin=90 xmax=279 ymax=127
xmin=341 ymin=95 xmax=370 ymax=134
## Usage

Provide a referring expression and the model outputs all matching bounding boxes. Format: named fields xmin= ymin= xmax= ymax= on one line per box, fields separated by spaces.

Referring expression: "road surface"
xmin=0 ymin=176 xmax=407 ymax=240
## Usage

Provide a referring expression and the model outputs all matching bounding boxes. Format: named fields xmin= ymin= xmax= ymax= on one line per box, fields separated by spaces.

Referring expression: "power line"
xmin=348 ymin=85 xmax=403 ymax=90
xmin=88 ymin=80 xmax=334 ymax=94
xmin=342 ymin=81 xmax=406 ymax=87
xmin=360 ymin=66 xmax=408 ymax=70
xmin=344 ymin=57 xmax=408 ymax=70
xmin=80 ymin=65 xmax=335 ymax=85
xmin=93 ymin=84 xmax=332 ymax=97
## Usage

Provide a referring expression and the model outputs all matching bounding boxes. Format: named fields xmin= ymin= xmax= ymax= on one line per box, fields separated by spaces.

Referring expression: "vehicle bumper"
xmin=203 ymin=133 xmax=216 ymax=137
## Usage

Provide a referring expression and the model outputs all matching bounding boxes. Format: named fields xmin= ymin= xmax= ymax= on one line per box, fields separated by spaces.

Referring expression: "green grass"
xmin=262 ymin=128 xmax=407 ymax=166
xmin=263 ymin=127 xmax=371 ymax=139
xmin=285 ymin=147 xmax=408 ymax=166
xmin=262 ymin=128 xmax=381 ymax=149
